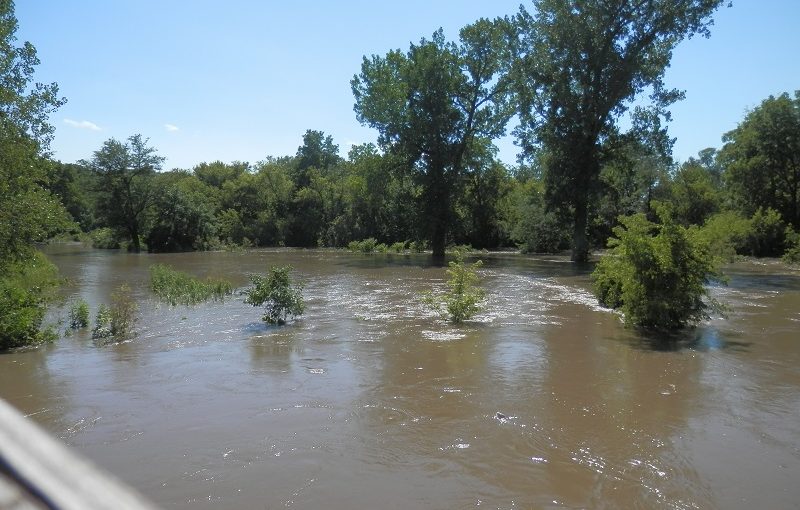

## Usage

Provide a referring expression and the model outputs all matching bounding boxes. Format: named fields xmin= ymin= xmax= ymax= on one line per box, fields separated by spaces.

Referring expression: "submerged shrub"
xmin=244 ymin=266 xmax=305 ymax=325
xmin=0 ymin=252 xmax=60 ymax=350
xmin=592 ymin=205 xmax=724 ymax=331
xmin=783 ymin=228 xmax=800 ymax=265
xmin=92 ymin=285 xmax=138 ymax=344
xmin=149 ymin=264 xmax=233 ymax=305
xmin=89 ymin=227 xmax=120 ymax=249
xmin=423 ymin=254 xmax=486 ymax=323
xmin=347 ymin=238 xmax=379 ymax=253
xmin=91 ymin=304 xmax=113 ymax=341
xmin=68 ymin=299 xmax=90 ymax=329
xmin=409 ymin=240 xmax=428 ymax=253
xmin=389 ymin=241 xmax=407 ymax=253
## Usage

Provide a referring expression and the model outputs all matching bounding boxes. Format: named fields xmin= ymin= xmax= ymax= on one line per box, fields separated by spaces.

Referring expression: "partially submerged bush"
xmin=91 ymin=304 xmax=113 ymax=340
xmin=592 ymin=205 xmax=724 ymax=331
xmin=423 ymin=254 xmax=486 ymax=323
xmin=0 ymin=252 xmax=60 ymax=350
xmin=409 ymin=240 xmax=428 ymax=253
xmin=389 ymin=241 xmax=407 ymax=253
xmin=92 ymin=285 xmax=138 ymax=344
xmin=783 ymin=228 xmax=800 ymax=265
xmin=89 ymin=228 xmax=120 ymax=249
xmin=347 ymin=238 xmax=381 ymax=253
xmin=149 ymin=264 xmax=233 ymax=305
xmin=244 ymin=266 xmax=305 ymax=325
xmin=68 ymin=299 xmax=90 ymax=329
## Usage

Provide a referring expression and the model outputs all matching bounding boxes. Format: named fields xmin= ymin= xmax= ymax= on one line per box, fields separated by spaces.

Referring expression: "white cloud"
xmin=164 ymin=123 xmax=179 ymax=132
xmin=64 ymin=118 xmax=101 ymax=131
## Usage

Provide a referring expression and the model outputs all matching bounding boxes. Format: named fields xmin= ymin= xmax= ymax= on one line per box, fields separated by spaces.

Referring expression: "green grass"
xmin=149 ymin=264 xmax=233 ymax=306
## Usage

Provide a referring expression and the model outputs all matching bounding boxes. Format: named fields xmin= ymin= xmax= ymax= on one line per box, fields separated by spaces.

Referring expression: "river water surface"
xmin=1 ymin=246 xmax=799 ymax=509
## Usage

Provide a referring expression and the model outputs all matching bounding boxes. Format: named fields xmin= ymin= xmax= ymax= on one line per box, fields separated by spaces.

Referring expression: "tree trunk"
xmin=128 ymin=222 xmax=141 ymax=252
xmin=431 ymin=221 xmax=446 ymax=262
xmin=426 ymin=163 xmax=449 ymax=262
xmin=572 ymin=196 xmax=589 ymax=263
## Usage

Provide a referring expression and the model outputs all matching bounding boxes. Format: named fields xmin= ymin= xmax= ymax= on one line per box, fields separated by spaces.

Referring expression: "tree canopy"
xmin=83 ymin=134 xmax=165 ymax=252
xmin=719 ymin=91 xmax=800 ymax=229
xmin=352 ymin=21 xmax=514 ymax=258
xmin=511 ymin=0 xmax=726 ymax=261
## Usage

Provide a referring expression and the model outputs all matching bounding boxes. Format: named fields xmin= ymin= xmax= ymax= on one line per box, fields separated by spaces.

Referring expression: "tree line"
xmin=50 ymin=85 xmax=800 ymax=263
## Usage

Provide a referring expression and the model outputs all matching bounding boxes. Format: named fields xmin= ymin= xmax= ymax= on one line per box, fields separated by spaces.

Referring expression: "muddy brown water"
xmin=1 ymin=246 xmax=799 ymax=509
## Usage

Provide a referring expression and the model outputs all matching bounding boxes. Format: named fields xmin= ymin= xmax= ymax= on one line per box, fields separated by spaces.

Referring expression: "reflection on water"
xmin=0 ymin=245 xmax=798 ymax=509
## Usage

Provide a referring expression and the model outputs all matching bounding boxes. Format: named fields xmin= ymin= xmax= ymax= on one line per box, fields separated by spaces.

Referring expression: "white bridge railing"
xmin=0 ymin=398 xmax=158 ymax=510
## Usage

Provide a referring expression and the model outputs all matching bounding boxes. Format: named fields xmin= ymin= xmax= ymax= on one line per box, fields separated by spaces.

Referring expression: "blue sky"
xmin=15 ymin=1 xmax=800 ymax=170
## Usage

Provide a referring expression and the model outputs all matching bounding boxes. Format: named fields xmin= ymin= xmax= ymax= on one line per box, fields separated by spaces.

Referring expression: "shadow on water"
xmin=726 ymin=271 xmax=800 ymax=292
xmin=334 ymin=250 xmax=596 ymax=278
xmin=625 ymin=326 xmax=752 ymax=353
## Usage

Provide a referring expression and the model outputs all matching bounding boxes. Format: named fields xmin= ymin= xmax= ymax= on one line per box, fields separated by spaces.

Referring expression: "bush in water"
xmin=68 ymin=299 xmax=90 ymax=329
xmin=592 ymin=204 xmax=724 ymax=331
xmin=244 ymin=266 xmax=305 ymax=325
xmin=92 ymin=285 xmax=138 ymax=344
xmin=423 ymin=253 xmax=485 ymax=323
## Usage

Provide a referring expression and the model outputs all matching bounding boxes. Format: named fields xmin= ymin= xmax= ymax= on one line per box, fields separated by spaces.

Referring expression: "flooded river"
xmin=1 ymin=246 xmax=799 ymax=509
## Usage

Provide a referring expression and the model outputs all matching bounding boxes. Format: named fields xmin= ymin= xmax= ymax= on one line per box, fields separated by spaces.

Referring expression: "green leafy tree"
xmin=511 ymin=0 xmax=726 ymax=262
xmin=352 ymin=20 xmax=513 ymax=259
xmin=293 ymin=129 xmax=342 ymax=188
xmin=719 ymin=91 xmax=800 ymax=229
xmin=147 ymin=172 xmax=218 ymax=252
xmin=244 ymin=266 xmax=305 ymax=325
xmin=592 ymin=204 xmax=723 ymax=330
xmin=668 ymin=157 xmax=722 ymax=226
xmin=84 ymin=134 xmax=164 ymax=252
xmin=459 ymin=149 xmax=515 ymax=249
xmin=0 ymin=0 xmax=70 ymax=349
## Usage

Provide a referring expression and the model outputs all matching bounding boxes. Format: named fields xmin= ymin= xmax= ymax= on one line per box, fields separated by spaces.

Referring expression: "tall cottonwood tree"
xmin=511 ymin=0 xmax=726 ymax=262
xmin=352 ymin=20 xmax=513 ymax=259
xmin=85 ymin=134 xmax=164 ymax=252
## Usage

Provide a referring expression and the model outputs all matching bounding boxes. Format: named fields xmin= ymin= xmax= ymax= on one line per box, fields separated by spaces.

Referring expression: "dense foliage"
xmin=1 ymin=0 xmax=70 ymax=349
xmin=0 ymin=252 xmax=59 ymax=349
xmin=244 ymin=266 xmax=305 ymax=325
xmin=592 ymin=206 xmax=723 ymax=330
